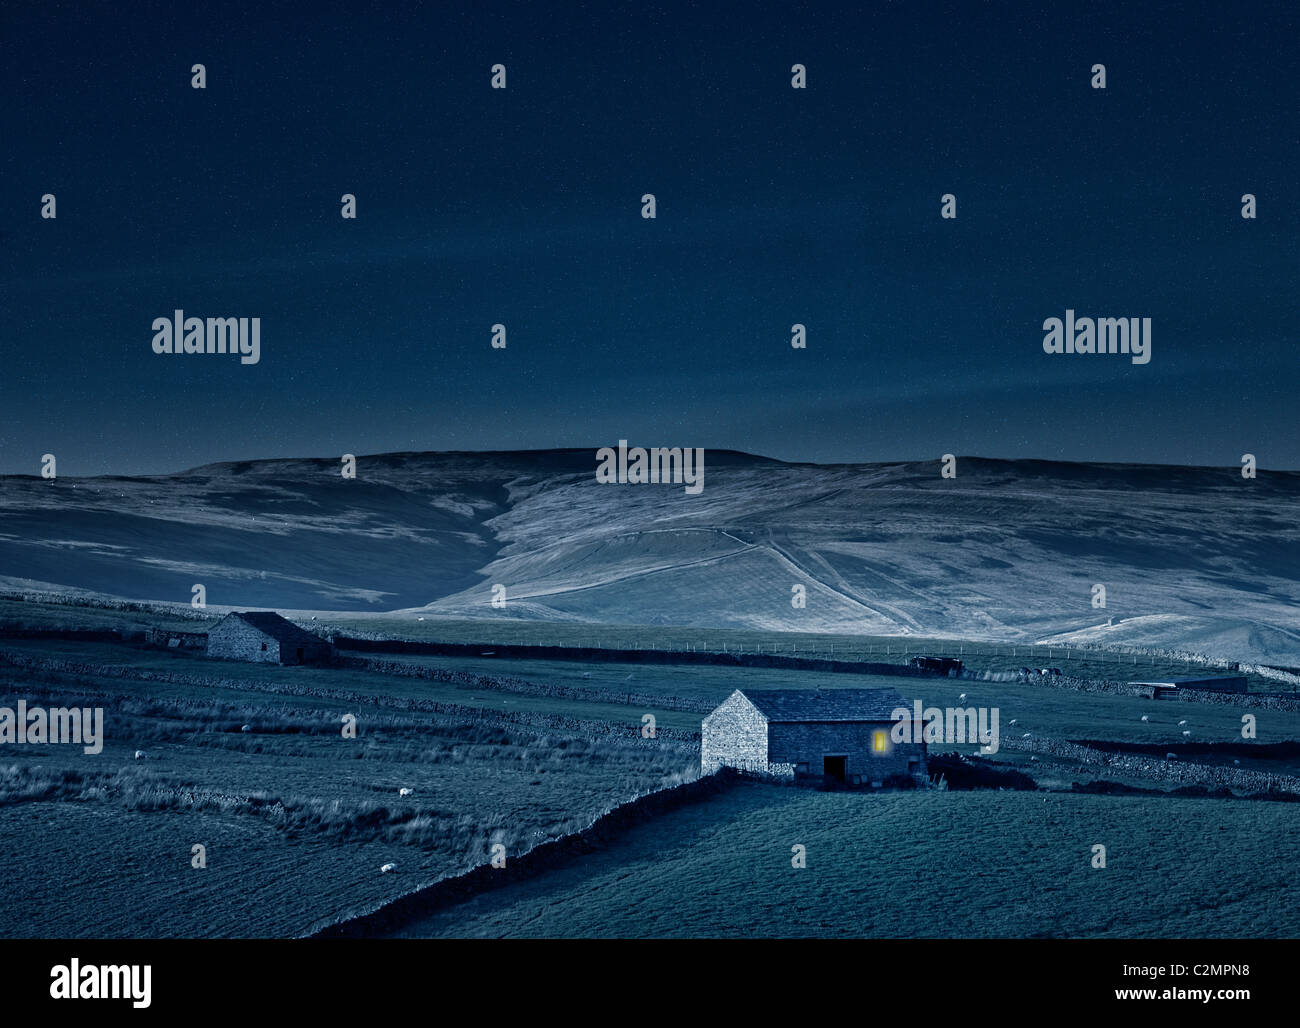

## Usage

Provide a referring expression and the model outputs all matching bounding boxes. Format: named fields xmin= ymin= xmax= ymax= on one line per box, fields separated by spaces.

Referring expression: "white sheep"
xmin=1141 ymin=715 xmax=1149 ymax=722
xmin=380 ymin=862 xmax=397 ymax=873
xmin=1009 ymin=719 xmax=1018 ymax=726
xmin=399 ymin=787 xmax=414 ymax=797
xmin=958 ymin=693 xmax=967 ymax=702
xmin=240 ymin=724 xmax=252 ymax=733
xmin=1182 ymin=730 xmax=1191 ymax=737
xmin=1022 ymin=732 xmax=1032 ymax=739
xmin=1178 ymin=720 xmax=1188 ymax=726
xmin=134 ymin=750 xmax=146 ymax=760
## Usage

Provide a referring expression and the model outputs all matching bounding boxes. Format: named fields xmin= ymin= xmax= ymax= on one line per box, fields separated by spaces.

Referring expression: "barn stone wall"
xmin=285 ymin=639 xmax=332 ymax=664
xmin=768 ymin=721 xmax=927 ymax=784
xmin=701 ymin=691 xmax=768 ymax=774
xmin=206 ymin=618 xmax=280 ymax=663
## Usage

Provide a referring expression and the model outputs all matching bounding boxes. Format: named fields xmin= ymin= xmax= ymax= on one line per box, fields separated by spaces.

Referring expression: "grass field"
xmin=389 ymin=782 xmax=1300 ymax=938
xmin=3 ymin=598 xmax=1300 ymax=939
xmin=0 ymin=647 xmax=698 ymax=937
xmin=13 ymin=637 xmax=1299 ymax=761
xmin=318 ymin=612 xmax=1287 ymax=685
xmin=299 ymin=648 xmax=1300 ymax=771
xmin=3 ymin=595 xmax=1283 ymax=688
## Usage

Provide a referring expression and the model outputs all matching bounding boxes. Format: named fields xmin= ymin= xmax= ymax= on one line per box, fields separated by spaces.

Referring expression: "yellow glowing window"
xmin=872 ymin=730 xmax=887 ymax=753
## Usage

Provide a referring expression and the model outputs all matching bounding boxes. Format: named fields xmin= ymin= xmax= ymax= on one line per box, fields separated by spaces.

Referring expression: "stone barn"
xmin=205 ymin=611 xmax=332 ymax=665
xmin=702 ymin=688 xmax=926 ymax=786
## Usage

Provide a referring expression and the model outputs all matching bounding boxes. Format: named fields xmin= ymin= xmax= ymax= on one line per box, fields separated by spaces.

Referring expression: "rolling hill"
xmin=1 ymin=449 xmax=1298 ymax=664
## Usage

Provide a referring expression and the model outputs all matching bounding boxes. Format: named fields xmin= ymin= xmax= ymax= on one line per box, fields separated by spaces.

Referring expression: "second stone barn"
xmin=702 ymin=687 xmax=926 ymax=786
xmin=205 ymin=611 xmax=332 ymax=665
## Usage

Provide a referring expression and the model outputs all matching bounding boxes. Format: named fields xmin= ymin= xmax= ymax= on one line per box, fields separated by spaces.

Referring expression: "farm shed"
xmin=908 ymin=655 xmax=963 ymax=676
xmin=702 ymin=688 xmax=926 ymax=786
xmin=205 ymin=611 xmax=332 ymax=665
xmin=1133 ymin=675 xmax=1249 ymax=696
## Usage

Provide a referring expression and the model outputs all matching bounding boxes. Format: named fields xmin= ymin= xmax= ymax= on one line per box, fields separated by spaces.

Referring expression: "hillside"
xmin=1 ymin=450 xmax=1298 ymax=664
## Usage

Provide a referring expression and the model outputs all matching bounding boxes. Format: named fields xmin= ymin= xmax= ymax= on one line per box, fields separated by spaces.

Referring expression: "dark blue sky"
xmin=3 ymin=0 xmax=1297 ymax=476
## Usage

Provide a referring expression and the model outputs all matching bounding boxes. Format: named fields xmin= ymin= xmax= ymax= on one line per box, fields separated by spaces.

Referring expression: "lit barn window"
xmin=873 ymin=730 xmax=888 ymax=753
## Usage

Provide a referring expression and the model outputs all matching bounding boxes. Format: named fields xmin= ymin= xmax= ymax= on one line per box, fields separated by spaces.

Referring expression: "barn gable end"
xmin=701 ymin=690 xmax=768 ymax=774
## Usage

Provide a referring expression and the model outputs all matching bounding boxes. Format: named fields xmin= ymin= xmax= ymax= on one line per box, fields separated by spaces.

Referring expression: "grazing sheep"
xmin=1022 ymin=732 xmax=1032 ymax=739
xmin=958 ymin=693 xmax=967 ymax=703
xmin=1234 ymin=759 xmax=1241 ymax=765
xmin=399 ymin=787 xmax=414 ymax=797
xmin=1166 ymin=752 xmax=1178 ymax=760
xmin=1182 ymin=730 xmax=1191 ymax=737
xmin=134 ymin=750 xmax=146 ymax=760
xmin=1029 ymin=756 xmax=1038 ymax=761
xmin=1009 ymin=719 xmax=1018 ymax=726
xmin=240 ymin=724 xmax=252 ymax=733
xmin=1178 ymin=720 xmax=1188 ymax=726
xmin=380 ymin=863 xmax=397 ymax=873
xmin=1140 ymin=715 xmax=1149 ymax=722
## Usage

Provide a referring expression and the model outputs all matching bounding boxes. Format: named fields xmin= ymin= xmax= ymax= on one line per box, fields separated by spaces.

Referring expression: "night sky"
xmin=3 ymin=1 xmax=1297 ymax=476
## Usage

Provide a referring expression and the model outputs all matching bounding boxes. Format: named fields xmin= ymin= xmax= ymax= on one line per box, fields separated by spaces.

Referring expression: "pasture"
xmin=3 ymin=600 xmax=1299 ymax=939
xmin=388 ymin=783 xmax=1300 ymax=938
xmin=0 ymin=644 xmax=697 ymax=937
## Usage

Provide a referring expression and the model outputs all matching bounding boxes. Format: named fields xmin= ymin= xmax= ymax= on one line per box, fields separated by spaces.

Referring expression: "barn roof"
xmin=225 ymin=611 xmax=326 ymax=646
xmin=739 ymin=688 xmax=909 ymax=723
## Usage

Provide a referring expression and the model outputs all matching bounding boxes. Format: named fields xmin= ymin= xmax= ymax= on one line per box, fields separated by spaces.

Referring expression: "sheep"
xmin=1182 ymin=730 xmax=1191 ymax=737
xmin=1009 ymin=719 xmax=1018 ymax=726
xmin=399 ymin=787 xmax=414 ymax=797
xmin=1178 ymin=720 xmax=1188 ymax=726
xmin=380 ymin=863 xmax=397 ymax=873
xmin=1022 ymin=732 xmax=1032 ymax=739
xmin=1140 ymin=715 xmax=1149 ymax=722
xmin=240 ymin=724 xmax=252 ymax=733
xmin=134 ymin=750 xmax=146 ymax=760
xmin=1165 ymin=752 xmax=1178 ymax=760
xmin=958 ymin=693 xmax=967 ymax=703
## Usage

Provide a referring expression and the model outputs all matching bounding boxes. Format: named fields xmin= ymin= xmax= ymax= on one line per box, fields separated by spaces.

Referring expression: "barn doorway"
xmin=295 ymin=647 xmax=304 ymax=664
xmin=823 ymin=755 xmax=847 ymax=782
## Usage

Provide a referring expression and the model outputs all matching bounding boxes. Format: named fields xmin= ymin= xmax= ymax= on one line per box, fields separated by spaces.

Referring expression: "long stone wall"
xmin=1002 ymin=734 xmax=1300 ymax=794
